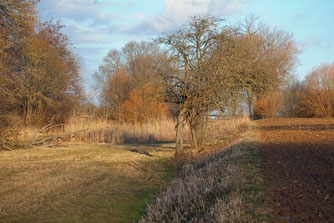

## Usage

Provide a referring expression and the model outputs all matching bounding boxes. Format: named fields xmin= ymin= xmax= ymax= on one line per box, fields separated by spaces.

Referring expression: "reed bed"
xmin=68 ymin=118 xmax=178 ymax=144
xmin=206 ymin=115 xmax=251 ymax=138
xmin=17 ymin=115 xmax=250 ymax=145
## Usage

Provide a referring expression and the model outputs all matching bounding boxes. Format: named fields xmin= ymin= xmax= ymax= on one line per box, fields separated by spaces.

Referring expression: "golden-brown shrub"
xmin=296 ymin=64 xmax=334 ymax=118
xmin=121 ymin=83 xmax=170 ymax=123
xmin=254 ymin=92 xmax=283 ymax=118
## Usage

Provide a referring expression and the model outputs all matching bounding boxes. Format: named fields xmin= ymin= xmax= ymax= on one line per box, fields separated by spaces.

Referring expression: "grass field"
xmin=0 ymin=143 xmax=179 ymax=223
xmin=0 ymin=116 xmax=253 ymax=222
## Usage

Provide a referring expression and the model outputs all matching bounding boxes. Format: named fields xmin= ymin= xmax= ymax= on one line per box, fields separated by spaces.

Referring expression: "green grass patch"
xmin=238 ymin=132 xmax=270 ymax=222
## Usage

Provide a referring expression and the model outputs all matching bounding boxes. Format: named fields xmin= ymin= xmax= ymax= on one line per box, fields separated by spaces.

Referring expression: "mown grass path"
xmin=0 ymin=143 xmax=179 ymax=223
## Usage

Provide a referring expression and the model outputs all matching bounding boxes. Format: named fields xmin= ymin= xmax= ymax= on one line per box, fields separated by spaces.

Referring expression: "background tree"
xmin=0 ymin=1 xmax=83 ymax=127
xmin=281 ymin=80 xmax=302 ymax=117
xmin=122 ymin=83 xmax=170 ymax=123
xmin=0 ymin=0 xmax=38 ymax=126
xmin=94 ymin=41 xmax=170 ymax=121
xmin=236 ymin=15 xmax=299 ymax=119
xmin=297 ymin=64 xmax=334 ymax=117
xmin=101 ymin=68 xmax=131 ymax=121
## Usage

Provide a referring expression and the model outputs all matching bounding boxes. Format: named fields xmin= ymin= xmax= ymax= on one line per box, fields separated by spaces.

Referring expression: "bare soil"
xmin=257 ymin=118 xmax=334 ymax=222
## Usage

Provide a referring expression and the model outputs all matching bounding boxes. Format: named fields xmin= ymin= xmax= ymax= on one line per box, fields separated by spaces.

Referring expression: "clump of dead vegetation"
xmin=0 ymin=115 xmax=20 ymax=151
xmin=206 ymin=115 xmax=251 ymax=140
xmin=139 ymin=140 xmax=249 ymax=222
xmin=18 ymin=117 xmax=179 ymax=145
xmin=17 ymin=116 xmax=250 ymax=146
xmin=66 ymin=118 xmax=178 ymax=144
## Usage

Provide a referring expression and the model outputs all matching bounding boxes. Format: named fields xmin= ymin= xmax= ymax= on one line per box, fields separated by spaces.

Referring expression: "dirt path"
xmin=257 ymin=118 xmax=334 ymax=222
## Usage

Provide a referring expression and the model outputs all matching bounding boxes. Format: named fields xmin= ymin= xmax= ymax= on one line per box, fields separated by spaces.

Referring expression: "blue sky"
xmin=37 ymin=0 xmax=334 ymax=94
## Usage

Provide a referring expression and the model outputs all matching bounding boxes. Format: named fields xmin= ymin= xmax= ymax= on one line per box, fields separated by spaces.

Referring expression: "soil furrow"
xmin=257 ymin=118 xmax=334 ymax=222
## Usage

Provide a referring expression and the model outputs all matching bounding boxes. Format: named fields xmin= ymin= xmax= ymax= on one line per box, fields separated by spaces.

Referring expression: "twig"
xmin=1 ymin=144 xmax=12 ymax=151
xmin=30 ymin=115 xmax=55 ymax=146
xmin=31 ymin=128 xmax=88 ymax=146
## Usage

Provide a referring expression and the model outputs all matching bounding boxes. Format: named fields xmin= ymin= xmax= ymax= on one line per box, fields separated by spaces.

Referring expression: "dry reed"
xmin=70 ymin=118 xmax=177 ymax=144
xmin=18 ymin=118 xmax=179 ymax=144
xmin=17 ymin=115 xmax=250 ymax=145
xmin=206 ymin=115 xmax=251 ymax=139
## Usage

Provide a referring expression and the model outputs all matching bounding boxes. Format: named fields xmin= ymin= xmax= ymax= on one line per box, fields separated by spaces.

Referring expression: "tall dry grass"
xmin=18 ymin=118 xmax=179 ymax=144
xmin=206 ymin=115 xmax=251 ymax=139
xmin=17 ymin=115 xmax=250 ymax=145
xmin=67 ymin=118 xmax=178 ymax=144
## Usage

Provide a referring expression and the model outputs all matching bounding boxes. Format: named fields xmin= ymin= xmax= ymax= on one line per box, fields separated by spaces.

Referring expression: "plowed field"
xmin=257 ymin=118 xmax=334 ymax=222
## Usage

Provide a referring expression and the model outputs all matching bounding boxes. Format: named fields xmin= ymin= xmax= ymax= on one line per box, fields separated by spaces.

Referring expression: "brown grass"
xmin=18 ymin=118 xmax=180 ymax=144
xmin=0 ymin=116 xmax=256 ymax=222
xmin=16 ymin=116 xmax=251 ymax=146
xmin=206 ymin=115 xmax=251 ymax=139
xmin=0 ymin=143 xmax=179 ymax=222
xmin=71 ymin=119 xmax=178 ymax=144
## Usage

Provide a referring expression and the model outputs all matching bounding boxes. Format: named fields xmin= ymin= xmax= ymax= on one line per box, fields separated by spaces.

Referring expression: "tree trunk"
xmin=24 ymin=102 xmax=33 ymax=126
xmin=247 ymin=98 xmax=254 ymax=120
xmin=190 ymin=121 xmax=199 ymax=150
xmin=189 ymin=113 xmax=207 ymax=150
xmin=118 ymin=103 xmax=121 ymax=122
xmin=175 ymin=105 xmax=186 ymax=155
xmin=231 ymin=99 xmax=237 ymax=118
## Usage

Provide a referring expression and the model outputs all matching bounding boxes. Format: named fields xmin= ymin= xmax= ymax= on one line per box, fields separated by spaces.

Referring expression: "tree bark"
xmin=190 ymin=122 xmax=199 ymax=150
xmin=175 ymin=105 xmax=186 ymax=155
xmin=231 ymin=99 xmax=237 ymax=117
xmin=189 ymin=113 xmax=206 ymax=150
xmin=247 ymin=97 xmax=254 ymax=120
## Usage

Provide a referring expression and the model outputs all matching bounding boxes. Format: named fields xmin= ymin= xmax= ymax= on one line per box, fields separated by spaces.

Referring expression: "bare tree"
xmin=157 ymin=15 xmax=299 ymax=153
xmin=281 ymin=80 xmax=301 ymax=117
xmin=1 ymin=4 xmax=83 ymax=127
xmin=254 ymin=92 xmax=283 ymax=118
xmin=236 ymin=15 xmax=299 ymax=119
xmin=101 ymin=68 xmax=131 ymax=121
xmin=157 ymin=15 xmax=228 ymax=152
xmin=94 ymin=40 xmax=170 ymax=120
xmin=297 ymin=63 xmax=334 ymax=117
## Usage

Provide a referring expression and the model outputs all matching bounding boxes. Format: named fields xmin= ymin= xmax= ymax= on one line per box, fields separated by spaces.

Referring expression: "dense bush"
xmin=254 ymin=92 xmax=283 ymax=118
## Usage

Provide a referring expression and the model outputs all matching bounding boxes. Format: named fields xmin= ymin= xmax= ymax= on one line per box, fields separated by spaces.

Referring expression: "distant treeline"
xmin=255 ymin=63 xmax=334 ymax=119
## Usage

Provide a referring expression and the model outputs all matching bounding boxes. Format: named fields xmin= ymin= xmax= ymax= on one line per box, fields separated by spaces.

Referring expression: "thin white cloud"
xmin=38 ymin=0 xmax=120 ymax=24
xmin=37 ymin=0 xmax=124 ymax=46
xmin=124 ymin=0 xmax=252 ymax=35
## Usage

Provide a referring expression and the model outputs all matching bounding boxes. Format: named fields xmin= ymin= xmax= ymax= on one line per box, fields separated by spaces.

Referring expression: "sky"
xmin=37 ymin=0 xmax=334 ymax=94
